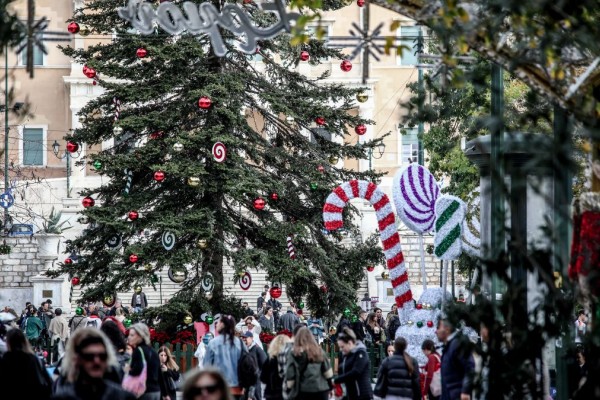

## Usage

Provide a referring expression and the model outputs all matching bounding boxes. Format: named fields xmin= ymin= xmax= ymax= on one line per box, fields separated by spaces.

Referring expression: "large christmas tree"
xmin=50 ymin=0 xmax=386 ymax=321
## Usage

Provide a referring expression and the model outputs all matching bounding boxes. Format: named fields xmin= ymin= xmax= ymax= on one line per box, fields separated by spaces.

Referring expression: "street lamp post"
xmin=367 ymin=143 xmax=386 ymax=171
xmin=52 ymin=140 xmax=77 ymax=198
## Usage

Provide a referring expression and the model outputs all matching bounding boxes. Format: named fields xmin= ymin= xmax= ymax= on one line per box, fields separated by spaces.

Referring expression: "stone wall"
xmin=0 ymin=237 xmax=45 ymax=310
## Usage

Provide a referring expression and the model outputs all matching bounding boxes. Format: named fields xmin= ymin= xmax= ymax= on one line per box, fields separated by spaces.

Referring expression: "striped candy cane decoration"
xmin=123 ymin=169 xmax=133 ymax=195
xmin=434 ymin=195 xmax=466 ymax=260
xmin=287 ymin=235 xmax=296 ymax=259
xmin=323 ymin=180 xmax=413 ymax=320
xmin=113 ymin=97 xmax=121 ymax=123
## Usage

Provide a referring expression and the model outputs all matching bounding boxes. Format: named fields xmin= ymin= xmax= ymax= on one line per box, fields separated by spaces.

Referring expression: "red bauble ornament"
xmin=357 ymin=0 xmax=365 ymax=6
xmin=128 ymin=210 xmax=139 ymax=221
xmin=317 ymin=165 xmax=325 ymax=173
xmin=269 ymin=286 xmax=282 ymax=299
xmin=67 ymin=22 xmax=80 ymax=34
xmin=243 ymin=0 xmax=253 ymax=3
xmin=270 ymin=193 xmax=279 ymax=201
xmin=366 ymin=265 xmax=374 ymax=272
xmin=355 ymin=124 xmax=367 ymax=135
xmin=154 ymin=171 xmax=165 ymax=182
xmin=416 ymin=303 xmax=423 ymax=310
xmin=300 ymin=51 xmax=310 ymax=61
xmin=66 ymin=141 xmax=79 ymax=153
xmin=83 ymin=66 xmax=97 ymax=79
xmin=93 ymin=80 xmax=97 ymax=86
xmin=320 ymin=285 xmax=328 ymax=293
xmin=254 ymin=197 xmax=266 ymax=210
xmin=71 ymin=277 xmax=80 ymax=285
xmin=82 ymin=196 xmax=95 ymax=208
xmin=315 ymin=117 xmax=326 ymax=126
xmin=129 ymin=254 xmax=139 ymax=263
xmin=64 ymin=258 xmax=73 ymax=265
xmin=150 ymin=131 xmax=163 ymax=139
xmin=136 ymin=47 xmax=148 ymax=58
xmin=296 ymin=308 xmax=303 ymax=315
xmin=340 ymin=60 xmax=353 ymax=72
xmin=427 ymin=320 xmax=434 ymax=328
xmin=198 ymin=96 xmax=212 ymax=109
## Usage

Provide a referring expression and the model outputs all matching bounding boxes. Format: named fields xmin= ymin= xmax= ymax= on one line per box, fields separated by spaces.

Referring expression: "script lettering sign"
xmin=118 ymin=0 xmax=300 ymax=57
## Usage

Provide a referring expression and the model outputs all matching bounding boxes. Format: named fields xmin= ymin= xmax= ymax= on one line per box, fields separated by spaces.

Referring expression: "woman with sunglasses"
xmin=334 ymin=327 xmax=373 ymax=400
xmin=183 ymin=368 xmax=232 ymax=400
xmin=52 ymin=327 xmax=135 ymax=400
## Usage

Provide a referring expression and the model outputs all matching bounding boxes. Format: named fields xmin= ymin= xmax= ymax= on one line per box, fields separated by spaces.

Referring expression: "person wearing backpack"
xmin=422 ymin=339 xmax=442 ymax=400
xmin=86 ymin=310 xmax=103 ymax=329
xmin=374 ymin=337 xmax=420 ymax=400
xmin=285 ymin=327 xmax=333 ymax=400
xmin=69 ymin=306 xmax=88 ymax=335
xmin=204 ymin=315 xmax=247 ymax=399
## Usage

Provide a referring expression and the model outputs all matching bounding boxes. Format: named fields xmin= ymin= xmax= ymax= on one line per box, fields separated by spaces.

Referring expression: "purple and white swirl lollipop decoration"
xmin=393 ymin=163 xmax=440 ymax=234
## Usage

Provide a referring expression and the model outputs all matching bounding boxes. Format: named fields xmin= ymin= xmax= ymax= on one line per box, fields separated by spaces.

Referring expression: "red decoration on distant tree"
xmin=317 ymin=165 xmax=325 ymax=173
xmin=128 ymin=210 xmax=139 ymax=221
xmin=67 ymin=22 xmax=80 ymax=34
xmin=129 ymin=254 xmax=139 ymax=263
xmin=71 ymin=277 xmax=80 ymax=285
xmin=355 ymin=124 xmax=367 ymax=135
xmin=340 ymin=60 xmax=352 ymax=72
xmin=136 ymin=48 xmax=148 ymax=58
xmin=154 ymin=171 xmax=165 ymax=182
xmin=198 ymin=96 xmax=212 ymax=109
xmin=64 ymin=258 xmax=73 ymax=265
xmin=427 ymin=320 xmax=434 ymax=328
xmin=357 ymin=0 xmax=365 ymax=6
xmin=300 ymin=51 xmax=310 ymax=61
xmin=366 ymin=265 xmax=374 ymax=272
xmin=416 ymin=303 xmax=423 ymax=310
xmin=320 ymin=285 xmax=328 ymax=293
xmin=83 ymin=66 xmax=97 ymax=79
xmin=150 ymin=131 xmax=164 ymax=139
xmin=82 ymin=196 xmax=95 ymax=208
xmin=315 ymin=117 xmax=326 ymax=126
xmin=269 ymin=285 xmax=282 ymax=299
xmin=66 ymin=141 xmax=79 ymax=153
xmin=270 ymin=193 xmax=279 ymax=201
xmin=254 ymin=197 xmax=266 ymax=210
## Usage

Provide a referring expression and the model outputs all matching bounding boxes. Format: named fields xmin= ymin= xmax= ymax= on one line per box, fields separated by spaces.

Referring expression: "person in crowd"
xmin=374 ymin=337 xmax=420 ymax=400
xmin=108 ymin=299 xmax=127 ymax=317
xmin=351 ymin=310 xmax=368 ymax=343
xmin=101 ymin=319 xmax=130 ymax=380
xmin=115 ymin=307 xmax=127 ymax=323
xmin=183 ymin=368 xmax=232 ymax=400
xmin=574 ymin=310 xmax=587 ymax=344
xmin=131 ymin=287 xmax=148 ymax=313
xmin=243 ymin=302 xmax=254 ymax=317
xmin=204 ymin=315 xmax=244 ymax=399
xmin=18 ymin=301 xmax=32 ymax=329
xmin=366 ymin=312 xmax=384 ymax=345
xmin=242 ymin=331 xmax=268 ymax=400
xmin=259 ymin=306 xmax=275 ymax=333
xmin=307 ymin=312 xmax=325 ymax=343
xmin=39 ymin=301 xmax=55 ymax=330
xmin=422 ymin=339 xmax=442 ymax=400
xmin=158 ymin=346 xmax=181 ymax=400
xmin=277 ymin=323 xmax=307 ymax=393
xmin=257 ymin=292 xmax=267 ymax=314
xmin=195 ymin=335 xmax=209 ymax=368
xmin=386 ymin=305 xmax=398 ymax=325
xmin=104 ymin=315 xmax=127 ymax=335
xmin=127 ymin=323 xmax=162 ymax=399
xmin=52 ymin=327 xmax=134 ymax=400
xmin=436 ymin=319 xmax=475 ymax=400
xmin=334 ymin=328 xmax=372 ymax=400
xmin=69 ymin=307 xmax=88 ymax=334
xmin=279 ymin=307 xmax=300 ymax=332
xmin=48 ymin=308 xmax=70 ymax=359
xmin=336 ymin=313 xmax=352 ymax=340
xmin=0 ymin=328 xmax=52 ymax=399
xmin=373 ymin=307 xmax=386 ymax=330
xmin=285 ymin=327 xmax=333 ymax=400
xmin=261 ymin=334 xmax=291 ymax=400
xmin=25 ymin=308 xmax=44 ymax=349
xmin=267 ymin=297 xmax=283 ymax=327
xmin=236 ymin=315 xmax=263 ymax=344
xmin=86 ymin=310 xmax=103 ymax=329
xmin=386 ymin=344 xmax=394 ymax=357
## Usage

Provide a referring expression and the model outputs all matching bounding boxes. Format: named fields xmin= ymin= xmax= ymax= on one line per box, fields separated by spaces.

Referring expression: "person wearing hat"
xmin=242 ymin=330 xmax=267 ymax=400
xmin=127 ymin=323 xmax=162 ymax=399
xmin=69 ymin=307 xmax=88 ymax=335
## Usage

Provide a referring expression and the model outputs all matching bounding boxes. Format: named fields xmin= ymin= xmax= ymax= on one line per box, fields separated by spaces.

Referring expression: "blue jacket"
xmin=307 ymin=318 xmax=324 ymax=338
xmin=441 ymin=333 xmax=475 ymax=400
xmin=204 ymin=335 xmax=242 ymax=387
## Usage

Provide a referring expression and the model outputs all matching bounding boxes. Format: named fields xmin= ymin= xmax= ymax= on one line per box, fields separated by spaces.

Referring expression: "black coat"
xmin=261 ymin=357 xmax=284 ymax=400
xmin=441 ymin=334 xmax=475 ymax=400
xmin=130 ymin=344 xmax=161 ymax=393
xmin=0 ymin=351 xmax=52 ymax=399
xmin=374 ymin=354 xmax=420 ymax=400
xmin=52 ymin=380 xmax=136 ymax=400
xmin=334 ymin=343 xmax=372 ymax=400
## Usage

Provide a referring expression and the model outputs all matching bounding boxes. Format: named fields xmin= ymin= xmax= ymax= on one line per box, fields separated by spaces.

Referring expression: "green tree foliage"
xmin=48 ymin=0 xmax=387 ymax=321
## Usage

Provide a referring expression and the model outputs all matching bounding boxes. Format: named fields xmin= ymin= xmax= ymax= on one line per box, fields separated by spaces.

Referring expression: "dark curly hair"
xmin=100 ymin=320 xmax=126 ymax=351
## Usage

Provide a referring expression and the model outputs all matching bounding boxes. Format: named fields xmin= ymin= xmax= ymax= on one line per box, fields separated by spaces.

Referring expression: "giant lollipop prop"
xmin=324 ymin=180 xmax=413 ymax=321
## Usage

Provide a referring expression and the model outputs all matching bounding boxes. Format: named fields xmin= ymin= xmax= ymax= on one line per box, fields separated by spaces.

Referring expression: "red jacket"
xmin=423 ymin=353 xmax=440 ymax=395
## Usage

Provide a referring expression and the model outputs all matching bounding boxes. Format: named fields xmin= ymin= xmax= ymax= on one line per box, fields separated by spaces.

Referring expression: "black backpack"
xmin=238 ymin=342 xmax=259 ymax=388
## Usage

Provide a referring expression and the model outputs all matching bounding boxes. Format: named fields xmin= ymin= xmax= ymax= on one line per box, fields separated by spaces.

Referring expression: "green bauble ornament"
xmin=310 ymin=182 xmax=318 ymax=191
xmin=343 ymin=308 xmax=351 ymax=317
xmin=298 ymin=301 xmax=304 ymax=309
xmin=93 ymin=160 xmax=102 ymax=171
xmin=124 ymin=319 xmax=132 ymax=328
xmin=416 ymin=321 xmax=424 ymax=328
xmin=206 ymin=315 xmax=214 ymax=324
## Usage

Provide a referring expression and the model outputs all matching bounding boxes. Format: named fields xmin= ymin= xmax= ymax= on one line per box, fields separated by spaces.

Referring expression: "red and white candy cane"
xmin=323 ymin=180 xmax=413 ymax=320
xmin=113 ymin=97 xmax=121 ymax=123
xmin=287 ymin=235 xmax=296 ymax=259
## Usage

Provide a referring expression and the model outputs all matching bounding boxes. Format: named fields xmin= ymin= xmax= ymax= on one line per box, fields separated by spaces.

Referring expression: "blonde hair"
xmin=61 ymin=328 xmax=119 ymax=383
xmin=293 ymin=327 xmax=323 ymax=362
xmin=267 ymin=334 xmax=291 ymax=359
xmin=159 ymin=346 xmax=180 ymax=371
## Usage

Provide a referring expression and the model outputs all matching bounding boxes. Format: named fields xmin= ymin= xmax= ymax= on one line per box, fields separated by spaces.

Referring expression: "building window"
xmin=396 ymin=25 xmax=421 ymax=66
xmin=401 ymin=128 xmax=419 ymax=164
xmin=19 ymin=32 xmax=44 ymax=66
xmin=22 ymin=127 xmax=45 ymax=166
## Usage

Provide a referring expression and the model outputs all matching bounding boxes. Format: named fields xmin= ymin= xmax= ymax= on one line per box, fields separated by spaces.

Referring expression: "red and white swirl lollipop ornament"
xmin=287 ymin=235 xmax=296 ymax=259
xmin=323 ymin=180 xmax=413 ymax=322
xmin=212 ymin=142 xmax=227 ymax=163
xmin=239 ymin=271 xmax=252 ymax=290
